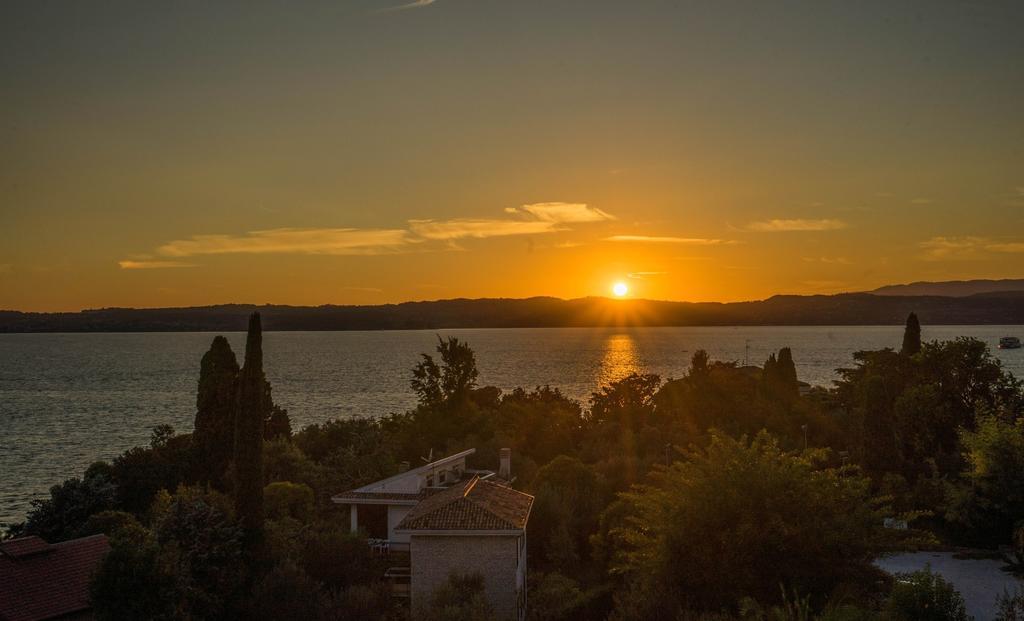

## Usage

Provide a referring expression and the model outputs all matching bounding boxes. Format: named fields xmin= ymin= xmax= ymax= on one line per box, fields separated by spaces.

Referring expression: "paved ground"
xmin=876 ymin=551 xmax=1023 ymax=620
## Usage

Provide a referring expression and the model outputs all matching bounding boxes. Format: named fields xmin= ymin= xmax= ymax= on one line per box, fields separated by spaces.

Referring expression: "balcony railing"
xmin=368 ymin=538 xmax=410 ymax=557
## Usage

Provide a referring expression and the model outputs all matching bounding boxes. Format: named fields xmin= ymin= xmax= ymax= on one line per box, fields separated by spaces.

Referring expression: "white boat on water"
xmin=999 ymin=336 xmax=1022 ymax=349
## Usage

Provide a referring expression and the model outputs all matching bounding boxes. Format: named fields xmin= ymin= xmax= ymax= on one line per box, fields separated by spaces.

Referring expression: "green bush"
xmin=885 ymin=567 xmax=968 ymax=621
xmin=264 ymin=481 xmax=315 ymax=521
xmin=415 ymin=572 xmax=493 ymax=621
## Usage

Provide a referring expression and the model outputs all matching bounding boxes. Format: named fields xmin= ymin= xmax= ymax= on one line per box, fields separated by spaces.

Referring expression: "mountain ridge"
xmin=2 ymin=290 xmax=1023 ymax=332
xmin=870 ymin=278 xmax=1024 ymax=297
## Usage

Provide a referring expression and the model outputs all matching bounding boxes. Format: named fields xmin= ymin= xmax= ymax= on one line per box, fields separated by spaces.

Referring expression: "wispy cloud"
xmin=801 ymin=256 xmax=853 ymax=265
xmin=628 ymin=271 xmax=667 ymax=279
xmin=376 ymin=0 xmax=437 ymax=13
xmin=411 ymin=202 xmax=611 ymax=241
xmin=910 ymin=198 xmax=932 ymax=205
xmin=605 ymin=235 xmax=732 ymax=244
xmin=507 ymin=202 xmax=616 ymax=224
xmin=919 ymin=236 xmax=985 ymax=260
xmin=342 ymin=286 xmax=384 ymax=293
xmin=987 ymin=242 xmax=1024 ymax=253
xmin=915 ymin=236 xmax=1024 ymax=260
xmin=744 ymin=219 xmax=847 ymax=232
xmin=126 ymin=202 xmax=614 ymax=268
xmin=158 ymin=228 xmax=414 ymax=257
xmin=409 ymin=219 xmax=561 ymax=240
xmin=118 ymin=260 xmax=197 ymax=269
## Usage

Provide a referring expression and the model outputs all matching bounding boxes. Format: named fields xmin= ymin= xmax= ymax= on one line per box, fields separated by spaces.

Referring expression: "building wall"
xmin=387 ymin=505 xmax=412 ymax=543
xmin=410 ymin=534 xmax=523 ymax=621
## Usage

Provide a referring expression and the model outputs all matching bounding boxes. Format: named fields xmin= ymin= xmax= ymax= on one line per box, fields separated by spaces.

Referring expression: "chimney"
xmin=499 ymin=448 xmax=511 ymax=480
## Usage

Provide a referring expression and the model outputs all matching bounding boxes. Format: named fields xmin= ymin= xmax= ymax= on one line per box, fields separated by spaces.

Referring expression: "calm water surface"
xmin=2 ymin=325 xmax=1022 ymax=526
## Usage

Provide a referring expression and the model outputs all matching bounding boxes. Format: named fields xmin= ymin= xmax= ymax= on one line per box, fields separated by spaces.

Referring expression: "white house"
xmin=332 ymin=448 xmax=533 ymax=621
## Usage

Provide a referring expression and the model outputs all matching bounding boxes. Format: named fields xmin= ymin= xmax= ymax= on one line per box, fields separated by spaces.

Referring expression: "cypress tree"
xmin=193 ymin=336 xmax=239 ymax=487
xmin=901 ymin=312 xmax=922 ymax=355
xmin=777 ymin=347 xmax=799 ymax=398
xmin=234 ymin=313 xmax=267 ymax=541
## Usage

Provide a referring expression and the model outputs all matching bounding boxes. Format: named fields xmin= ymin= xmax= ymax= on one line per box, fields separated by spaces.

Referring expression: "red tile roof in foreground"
xmin=396 ymin=476 xmax=533 ymax=532
xmin=0 ymin=534 xmax=110 ymax=621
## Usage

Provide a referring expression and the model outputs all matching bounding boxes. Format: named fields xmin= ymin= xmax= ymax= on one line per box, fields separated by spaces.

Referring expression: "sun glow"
xmin=612 ymin=282 xmax=628 ymax=297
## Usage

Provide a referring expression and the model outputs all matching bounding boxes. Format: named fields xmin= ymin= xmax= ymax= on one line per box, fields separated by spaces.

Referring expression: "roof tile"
xmin=396 ymin=477 xmax=533 ymax=531
xmin=0 ymin=534 xmax=110 ymax=621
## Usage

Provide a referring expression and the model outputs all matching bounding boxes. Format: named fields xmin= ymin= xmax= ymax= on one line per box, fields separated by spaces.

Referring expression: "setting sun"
xmin=612 ymin=282 xmax=628 ymax=297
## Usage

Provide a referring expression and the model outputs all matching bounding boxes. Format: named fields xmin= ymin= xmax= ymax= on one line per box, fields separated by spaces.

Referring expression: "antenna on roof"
xmin=420 ymin=448 xmax=434 ymax=464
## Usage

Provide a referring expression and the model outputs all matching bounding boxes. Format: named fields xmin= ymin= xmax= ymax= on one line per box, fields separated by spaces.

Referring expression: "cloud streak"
xmin=744 ymin=219 xmax=847 ymax=232
xmin=987 ymin=242 xmax=1024 ymax=253
xmin=157 ymin=228 xmax=414 ymax=257
xmin=410 ymin=202 xmax=613 ymax=240
xmin=605 ymin=235 xmax=731 ymax=244
xmin=376 ymin=0 xmax=437 ymax=13
xmin=918 ymin=236 xmax=1024 ymax=260
xmin=119 ymin=260 xmax=197 ymax=269
xmin=409 ymin=219 xmax=562 ymax=240
xmin=509 ymin=202 xmax=616 ymax=223
xmin=124 ymin=201 xmax=616 ymax=268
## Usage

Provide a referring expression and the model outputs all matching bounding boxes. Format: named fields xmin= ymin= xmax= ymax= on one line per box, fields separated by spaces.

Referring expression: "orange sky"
xmin=2 ymin=2 xmax=1023 ymax=311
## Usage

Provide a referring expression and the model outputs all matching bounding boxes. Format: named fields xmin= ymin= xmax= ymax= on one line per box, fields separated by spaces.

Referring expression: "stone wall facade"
xmin=410 ymin=533 xmax=524 ymax=621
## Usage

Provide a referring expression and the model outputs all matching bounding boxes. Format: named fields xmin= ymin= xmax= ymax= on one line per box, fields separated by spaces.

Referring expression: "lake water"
xmin=2 ymin=325 xmax=1022 ymax=526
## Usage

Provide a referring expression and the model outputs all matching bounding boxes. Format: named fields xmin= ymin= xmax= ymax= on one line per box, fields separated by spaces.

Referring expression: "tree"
xmin=416 ymin=572 xmax=493 ymax=621
xmin=407 ymin=336 xmax=487 ymax=455
xmin=528 ymin=572 xmax=592 ymax=621
xmin=996 ymin=588 xmax=1024 ymax=621
xmin=249 ymin=562 xmax=333 ymax=621
xmin=193 ymin=336 xmax=239 ymax=487
xmin=528 ymin=455 xmax=607 ymax=570
xmin=777 ymin=348 xmax=799 ymax=396
xmin=298 ymin=524 xmax=378 ymax=590
xmin=610 ymin=432 xmax=911 ymax=617
xmin=885 ymin=567 xmax=968 ymax=621
xmin=19 ymin=473 xmax=117 ymax=542
xmin=901 ymin=312 xmax=922 ymax=356
xmin=947 ymin=415 xmax=1024 ymax=545
xmin=154 ymin=497 xmax=246 ymax=620
xmin=761 ymin=349 xmax=799 ymax=401
xmin=411 ymin=335 xmax=480 ymax=409
xmin=234 ymin=313 xmax=267 ymax=542
xmin=265 ymin=404 xmax=293 ymax=440
xmin=78 ymin=510 xmax=142 ymax=538
xmin=112 ymin=426 xmax=192 ymax=515
xmin=90 ymin=525 xmax=178 ymax=621
xmin=264 ymin=481 xmax=315 ymax=522
xmin=689 ymin=349 xmax=710 ymax=379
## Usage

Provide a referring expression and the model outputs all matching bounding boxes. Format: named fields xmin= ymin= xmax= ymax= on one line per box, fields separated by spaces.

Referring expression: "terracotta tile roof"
xmin=395 ymin=476 xmax=533 ymax=532
xmin=0 ymin=534 xmax=110 ymax=621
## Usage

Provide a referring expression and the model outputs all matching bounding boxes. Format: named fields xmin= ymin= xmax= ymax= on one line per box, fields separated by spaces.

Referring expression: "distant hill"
xmin=2 ymin=292 xmax=1023 ymax=332
xmin=871 ymin=279 xmax=1024 ymax=297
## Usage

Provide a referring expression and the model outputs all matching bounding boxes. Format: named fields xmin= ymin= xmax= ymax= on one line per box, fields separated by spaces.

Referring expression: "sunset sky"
xmin=2 ymin=1 xmax=1023 ymax=311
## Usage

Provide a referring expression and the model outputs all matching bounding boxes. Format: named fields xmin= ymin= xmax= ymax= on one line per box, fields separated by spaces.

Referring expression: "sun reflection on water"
xmin=597 ymin=332 xmax=641 ymax=388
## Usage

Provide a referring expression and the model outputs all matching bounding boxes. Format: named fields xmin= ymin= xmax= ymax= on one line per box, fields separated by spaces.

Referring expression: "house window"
xmin=426 ymin=474 xmax=434 ymax=487
xmin=438 ymin=470 xmax=447 ymax=484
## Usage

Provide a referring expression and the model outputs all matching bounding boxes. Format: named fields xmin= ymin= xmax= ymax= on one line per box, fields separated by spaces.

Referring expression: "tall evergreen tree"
xmin=776 ymin=347 xmax=799 ymax=397
xmin=234 ymin=313 xmax=267 ymax=542
xmin=193 ymin=336 xmax=239 ymax=487
xmin=901 ymin=312 xmax=922 ymax=355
